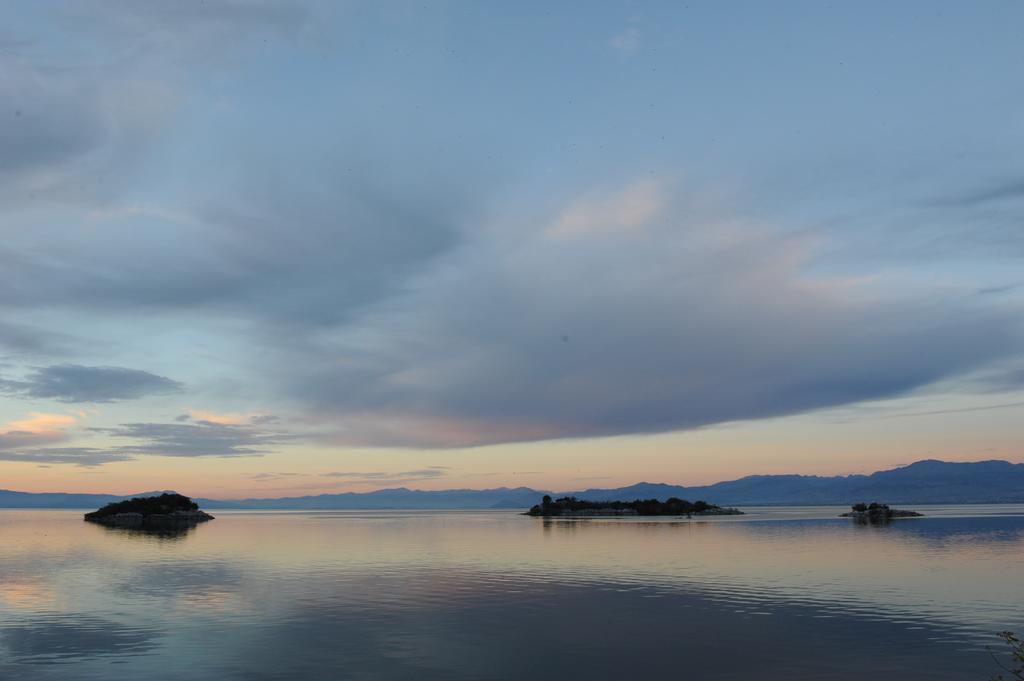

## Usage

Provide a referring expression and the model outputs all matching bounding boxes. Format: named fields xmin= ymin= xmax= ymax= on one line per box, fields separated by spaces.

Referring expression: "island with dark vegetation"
xmin=526 ymin=495 xmax=743 ymax=517
xmin=840 ymin=502 xmax=923 ymax=523
xmin=84 ymin=493 xmax=215 ymax=529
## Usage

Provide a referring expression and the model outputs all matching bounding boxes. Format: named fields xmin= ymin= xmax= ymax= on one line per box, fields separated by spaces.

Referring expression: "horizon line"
xmin=2 ymin=457 xmax=1018 ymax=500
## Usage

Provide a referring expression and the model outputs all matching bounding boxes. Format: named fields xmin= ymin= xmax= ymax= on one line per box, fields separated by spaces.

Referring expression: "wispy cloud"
xmin=929 ymin=178 xmax=1024 ymax=207
xmin=548 ymin=179 xmax=663 ymax=238
xmin=609 ymin=27 xmax=641 ymax=53
xmin=185 ymin=410 xmax=248 ymax=425
xmin=90 ymin=420 xmax=292 ymax=458
xmin=0 ymin=411 xmax=83 ymax=451
xmin=180 ymin=410 xmax=283 ymax=426
xmin=248 ymin=471 xmax=302 ymax=481
xmin=0 ymin=430 xmax=68 ymax=451
xmin=0 ymin=414 xmax=294 ymax=467
xmin=0 ymin=447 xmax=130 ymax=468
xmin=976 ymin=284 xmax=1020 ymax=296
xmin=0 ymin=365 xmax=182 ymax=403
xmin=0 ymin=322 xmax=72 ymax=357
xmin=0 ymin=411 xmax=115 ymax=466
xmin=4 ymin=412 xmax=79 ymax=434
xmin=318 ymin=467 xmax=450 ymax=485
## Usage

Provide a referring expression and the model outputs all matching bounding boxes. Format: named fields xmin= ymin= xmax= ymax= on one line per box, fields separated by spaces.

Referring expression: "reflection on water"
xmin=95 ymin=525 xmax=199 ymax=541
xmin=0 ymin=507 xmax=1021 ymax=680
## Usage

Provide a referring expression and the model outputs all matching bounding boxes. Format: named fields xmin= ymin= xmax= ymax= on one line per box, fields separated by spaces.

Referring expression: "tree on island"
xmin=841 ymin=502 xmax=922 ymax=523
xmin=84 ymin=493 xmax=214 ymax=530
xmin=87 ymin=493 xmax=199 ymax=518
xmin=527 ymin=496 xmax=740 ymax=516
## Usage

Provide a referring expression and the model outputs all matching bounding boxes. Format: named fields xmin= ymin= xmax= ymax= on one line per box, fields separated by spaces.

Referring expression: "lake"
xmin=1 ymin=506 xmax=1022 ymax=680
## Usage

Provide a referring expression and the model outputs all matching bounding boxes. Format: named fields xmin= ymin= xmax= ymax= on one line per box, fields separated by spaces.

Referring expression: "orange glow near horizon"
xmin=2 ymin=393 xmax=1022 ymax=499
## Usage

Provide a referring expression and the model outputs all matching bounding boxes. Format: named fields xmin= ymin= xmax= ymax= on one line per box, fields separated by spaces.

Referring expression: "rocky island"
xmin=840 ymin=502 xmax=923 ymax=523
xmin=84 ymin=493 xmax=214 ymax=529
xmin=526 ymin=495 xmax=743 ymax=517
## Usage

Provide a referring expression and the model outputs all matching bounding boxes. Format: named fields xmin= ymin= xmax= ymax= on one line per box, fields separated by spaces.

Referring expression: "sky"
xmin=0 ymin=0 xmax=1022 ymax=498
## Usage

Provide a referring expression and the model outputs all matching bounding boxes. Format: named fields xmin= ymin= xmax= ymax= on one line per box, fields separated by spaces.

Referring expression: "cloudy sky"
xmin=1 ymin=1 xmax=1022 ymax=498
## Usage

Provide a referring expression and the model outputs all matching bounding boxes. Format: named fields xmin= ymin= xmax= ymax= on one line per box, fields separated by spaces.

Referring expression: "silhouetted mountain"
xmin=196 ymin=486 xmax=543 ymax=510
xmin=0 ymin=489 xmax=177 ymax=509
xmin=1 ymin=460 xmax=1022 ymax=509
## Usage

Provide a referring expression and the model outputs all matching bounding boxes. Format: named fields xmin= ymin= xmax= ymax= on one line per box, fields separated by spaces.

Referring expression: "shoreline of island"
xmin=525 ymin=495 xmax=743 ymax=517
xmin=84 ymin=493 xmax=215 ymax=529
xmin=839 ymin=502 xmax=923 ymax=523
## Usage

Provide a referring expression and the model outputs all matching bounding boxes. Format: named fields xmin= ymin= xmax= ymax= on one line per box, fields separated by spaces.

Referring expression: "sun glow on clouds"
xmin=5 ymin=412 xmax=79 ymax=434
xmin=187 ymin=410 xmax=247 ymax=425
xmin=323 ymin=414 xmax=565 ymax=450
xmin=0 ymin=412 xmax=83 ymax=451
xmin=548 ymin=179 xmax=665 ymax=238
xmin=183 ymin=410 xmax=280 ymax=426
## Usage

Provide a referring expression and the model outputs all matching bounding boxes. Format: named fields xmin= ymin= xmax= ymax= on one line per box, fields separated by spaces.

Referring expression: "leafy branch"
xmin=991 ymin=631 xmax=1024 ymax=680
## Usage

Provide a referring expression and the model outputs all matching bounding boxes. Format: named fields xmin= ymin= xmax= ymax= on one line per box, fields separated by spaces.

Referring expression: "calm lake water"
xmin=1 ymin=506 xmax=1022 ymax=680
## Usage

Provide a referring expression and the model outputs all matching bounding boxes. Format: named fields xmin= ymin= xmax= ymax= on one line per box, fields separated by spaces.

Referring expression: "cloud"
xmin=0 ymin=0 xmax=309 ymax=211
xmin=0 ymin=0 xmax=1020 ymax=463
xmin=548 ymin=179 xmax=664 ymax=238
xmin=0 ymin=58 xmax=108 ymax=191
xmin=318 ymin=467 xmax=450 ymax=484
xmin=930 ymin=178 xmax=1024 ymax=207
xmin=89 ymin=420 xmax=292 ymax=457
xmin=0 ymin=447 xmax=130 ymax=467
xmin=181 ymin=410 xmax=283 ymax=426
xmin=609 ymin=27 xmax=641 ymax=53
xmin=4 ymin=412 xmax=79 ymax=434
xmin=976 ymin=284 xmax=1020 ymax=296
xmin=0 ymin=411 xmax=111 ymax=465
xmin=277 ymin=180 xmax=1023 ymax=448
xmin=0 ymin=5 xmax=467 ymax=331
xmin=0 ymin=412 xmax=81 ymax=452
xmin=0 ymin=365 xmax=182 ymax=403
xmin=0 ymin=415 xmax=292 ymax=466
xmin=0 ymin=321 xmax=71 ymax=357
xmin=0 ymin=47 xmax=180 ymax=209
xmin=249 ymin=471 xmax=301 ymax=480
xmin=186 ymin=410 xmax=248 ymax=425
xmin=66 ymin=0 xmax=308 ymax=42
xmin=0 ymin=430 xmax=69 ymax=451
xmin=0 ymin=158 xmax=466 ymax=329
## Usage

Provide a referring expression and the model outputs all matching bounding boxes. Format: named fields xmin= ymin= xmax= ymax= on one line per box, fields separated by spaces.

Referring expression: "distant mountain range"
xmin=2 ymin=460 xmax=1023 ymax=509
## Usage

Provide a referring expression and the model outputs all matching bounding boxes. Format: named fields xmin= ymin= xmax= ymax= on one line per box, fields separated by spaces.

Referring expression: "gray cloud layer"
xmin=930 ymin=177 xmax=1024 ymax=208
xmin=319 ymin=467 xmax=450 ymax=484
xmin=1 ymin=418 xmax=293 ymax=467
xmin=0 ymin=430 xmax=67 ymax=451
xmin=0 ymin=321 xmax=71 ymax=357
xmin=0 ymin=447 xmax=129 ymax=468
xmin=282 ymin=190 xmax=1022 ymax=447
xmin=0 ymin=427 xmax=124 ymax=467
xmin=0 ymin=365 xmax=182 ymax=403
xmin=90 ymin=420 xmax=292 ymax=457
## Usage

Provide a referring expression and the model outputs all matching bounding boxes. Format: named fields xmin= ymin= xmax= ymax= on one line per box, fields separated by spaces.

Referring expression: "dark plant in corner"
xmin=991 ymin=631 xmax=1024 ymax=680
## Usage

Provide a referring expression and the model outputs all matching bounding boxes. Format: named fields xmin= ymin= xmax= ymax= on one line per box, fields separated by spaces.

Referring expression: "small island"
xmin=526 ymin=495 xmax=743 ymax=517
xmin=84 ymin=493 xmax=215 ymax=529
xmin=840 ymin=502 xmax=923 ymax=523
